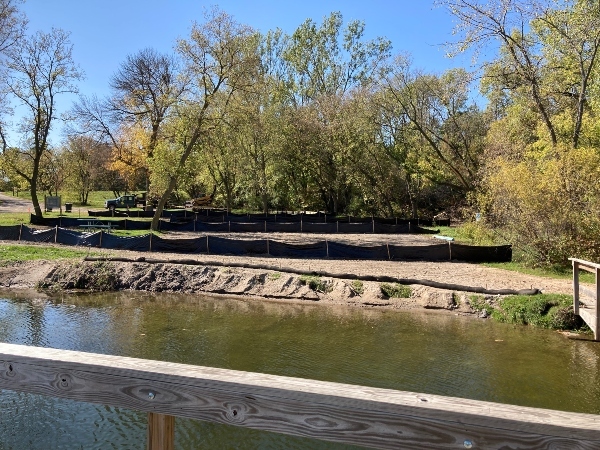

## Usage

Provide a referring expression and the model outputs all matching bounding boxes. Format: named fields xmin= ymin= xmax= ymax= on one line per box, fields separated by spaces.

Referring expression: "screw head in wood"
xmin=464 ymin=440 xmax=473 ymax=448
xmin=148 ymin=392 xmax=155 ymax=399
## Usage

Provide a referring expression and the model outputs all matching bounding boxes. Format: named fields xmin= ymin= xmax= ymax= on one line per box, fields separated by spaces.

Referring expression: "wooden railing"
xmin=570 ymin=258 xmax=600 ymax=341
xmin=0 ymin=343 xmax=599 ymax=449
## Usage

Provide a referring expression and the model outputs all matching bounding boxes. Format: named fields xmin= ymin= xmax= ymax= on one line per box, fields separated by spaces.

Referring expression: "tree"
xmin=442 ymin=0 xmax=559 ymax=145
xmin=274 ymin=12 xmax=392 ymax=213
xmin=2 ymin=28 xmax=81 ymax=216
xmin=443 ymin=0 xmax=600 ymax=149
xmin=148 ymin=9 xmax=257 ymax=230
xmin=63 ymin=135 xmax=111 ymax=204
xmin=0 ymin=0 xmax=26 ymax=158
xmin=72 ymin=48 xmax=183 ymax=195
xmin=383 ymin=63 xmax=485 ymax=193
xmin=0 ymin=0 xmax=26 ymax=55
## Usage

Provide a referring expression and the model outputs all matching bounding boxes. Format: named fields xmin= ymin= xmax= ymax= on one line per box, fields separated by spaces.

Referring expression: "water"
xmin=0 ymin=292 xmax=599 ymax=449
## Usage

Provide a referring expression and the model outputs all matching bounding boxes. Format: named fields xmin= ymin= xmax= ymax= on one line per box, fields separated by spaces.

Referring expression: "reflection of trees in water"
xmin=569 ymin=339 xmax=600 ymax=414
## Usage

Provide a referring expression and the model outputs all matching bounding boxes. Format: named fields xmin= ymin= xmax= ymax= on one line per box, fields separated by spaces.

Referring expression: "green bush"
xmin=299 ymin=275 xmax=331 ymax=292
xmin=380 ymin=283 xmax=411 ymax=298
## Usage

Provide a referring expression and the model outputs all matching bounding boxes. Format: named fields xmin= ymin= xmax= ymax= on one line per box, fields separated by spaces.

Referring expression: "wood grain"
xmin=147 ymin=413 xmax=174 ymax=450
xmin=0 ymin=343 xmax=599 ymax=449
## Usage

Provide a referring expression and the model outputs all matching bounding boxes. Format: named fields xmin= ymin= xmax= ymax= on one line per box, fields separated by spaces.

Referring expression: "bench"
xmin=78 ymin=219 xmax=118 ymax=233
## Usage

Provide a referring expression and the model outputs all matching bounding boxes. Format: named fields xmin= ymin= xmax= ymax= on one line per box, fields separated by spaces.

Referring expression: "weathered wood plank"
xmin=579 ymin=309 xmax=597 ymax=336
xmin=569 ymin=258 xmax=600 ymax=271
xmin=0 ymin=343 xmax=599 ymax=449
xmin=147 ymin=413 xmax=174 ymax=450
xmin=580 ymin=286 xmax=597 ymax=302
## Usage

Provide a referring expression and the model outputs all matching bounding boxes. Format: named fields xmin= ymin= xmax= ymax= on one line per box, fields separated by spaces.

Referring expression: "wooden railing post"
xmin=573 ymin=260 xmax=580 ymax=316
xmin=596 ymin=267 xmax=599 ymax=341
xmin=570 ymin=257 xmax=600 ymax=341
xmin=147 ymin=412 xmax=174 ymax=450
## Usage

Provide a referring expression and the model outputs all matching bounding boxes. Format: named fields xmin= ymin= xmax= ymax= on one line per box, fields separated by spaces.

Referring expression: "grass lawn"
xmin=0 ymin=243 xmax=96 ymax=264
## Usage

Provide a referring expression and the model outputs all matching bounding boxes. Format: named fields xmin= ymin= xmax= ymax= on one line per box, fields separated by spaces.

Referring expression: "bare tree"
xmin=109 ymin=48 xmax=185 ymax=157
xmin=3 ymin=28 xmax=82 ymax=216
xmin=72 ymin=48 xmax=184 ymax=197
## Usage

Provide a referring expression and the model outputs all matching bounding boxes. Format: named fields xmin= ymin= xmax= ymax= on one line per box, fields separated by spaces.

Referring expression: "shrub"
xmin=351 ymin=280 xmax=364 ymax=295
xmin=469 ymin=295 xmax=494 ymax=315
xmin=269 ymin=272 xmax=281 ymax=281
xmin=479 ymin=145 xmax=600 ymax=268
xmin=380 ymin=283 xmax=411 ymax=298
xmin=299 ymin=275 xmax=331 ymax=292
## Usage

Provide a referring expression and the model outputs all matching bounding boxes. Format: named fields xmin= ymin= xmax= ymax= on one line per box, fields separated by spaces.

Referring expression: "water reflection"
xmin=0 ymin=292 xmax=599 ymax=449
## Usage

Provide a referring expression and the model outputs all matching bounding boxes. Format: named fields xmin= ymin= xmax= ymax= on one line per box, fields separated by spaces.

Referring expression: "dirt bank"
xmin=0 ymin=246 xmax=578 ymax=315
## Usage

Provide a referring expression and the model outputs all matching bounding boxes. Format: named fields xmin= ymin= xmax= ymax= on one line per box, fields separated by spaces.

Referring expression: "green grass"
xmin=380 ymin=283 xmax=412 ymax=298
xmin=0 ymin=213 xmax=30 ymax=226
xmin=299 ymin=275 xmax=331 ymax=292
xmin=482 ymin=261 xmax=595 ymax=283
xmin=351 ymin=280 xmax=364 ymax=295
xmin=491 ymin=294 xmax=584 ymax=330
xmin=0 ymin=244 xmax=94 ymax=264
xmin=428 ymin=224 xmax=595 ymax=283
xmin=469 ymin=295 xmax=494 ymax=315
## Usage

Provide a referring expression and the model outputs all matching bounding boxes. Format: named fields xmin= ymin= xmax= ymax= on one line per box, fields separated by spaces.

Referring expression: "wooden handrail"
xmin=0 ymin=343 xmax=599 ymax=449
xmin=570 ymin=257 xmax=599 ymax=340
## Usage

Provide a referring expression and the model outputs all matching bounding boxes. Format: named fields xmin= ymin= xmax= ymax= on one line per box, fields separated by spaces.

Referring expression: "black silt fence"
xmin=327 ymin=241 xmax=389 ymax=260
xmin=388 ymin=244 xmax=451 ymax=261
xmin=207 ymin=236 xmax=268 ymax=256
xmin=0 ymin=225 xmax=511 ymax=263
xmin=0 ymin=225 xmax=22 ymax=241
xmin=151 ymin=235 xmax=207 ymax=254
xmin=99 ymin=233 xmax=152 ymax=252
xmin=268 ymin=240 xmax=328 ymax=258
xmin=159 ymin=220 xmax=196 ymax=232
xmin=450 ymin=244 xmax=512 ymax=263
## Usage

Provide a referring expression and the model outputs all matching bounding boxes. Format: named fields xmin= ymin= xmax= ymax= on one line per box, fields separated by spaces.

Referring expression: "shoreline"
xmin=0 ymin=252 xmax=573 ymax=313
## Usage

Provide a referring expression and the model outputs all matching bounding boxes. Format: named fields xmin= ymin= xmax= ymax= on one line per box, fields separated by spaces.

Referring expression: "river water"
xmin=0 ymin=292 xmax=599 ymax=449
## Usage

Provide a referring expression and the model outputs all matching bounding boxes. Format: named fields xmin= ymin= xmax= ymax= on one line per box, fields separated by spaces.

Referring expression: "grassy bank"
xmin=470 ymin=293 xmax=588 ymax=332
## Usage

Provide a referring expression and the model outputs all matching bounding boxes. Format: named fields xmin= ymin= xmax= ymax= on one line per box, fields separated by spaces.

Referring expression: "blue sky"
xmin=18 ymin=0 xmax=473 ymax=144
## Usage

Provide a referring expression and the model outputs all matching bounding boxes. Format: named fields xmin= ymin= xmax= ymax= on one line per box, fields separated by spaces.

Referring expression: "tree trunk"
xmin=151 ymin=177 xmax=178 ymax=231
xmin=31 ymin=156 xmax=42 ymax=217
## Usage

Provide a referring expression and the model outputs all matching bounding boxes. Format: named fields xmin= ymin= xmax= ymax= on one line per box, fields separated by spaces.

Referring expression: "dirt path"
xmin=0 ymin=192 xmax=32 ymax=213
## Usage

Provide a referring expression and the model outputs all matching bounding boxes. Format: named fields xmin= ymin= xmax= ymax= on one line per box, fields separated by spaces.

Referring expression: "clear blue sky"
xmin=19 ymin=0 xmax=472 ymax=145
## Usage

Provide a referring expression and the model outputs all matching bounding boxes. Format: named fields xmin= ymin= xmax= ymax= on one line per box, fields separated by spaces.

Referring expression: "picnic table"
xmin=77 ymin=218 xmax=118 ymax=233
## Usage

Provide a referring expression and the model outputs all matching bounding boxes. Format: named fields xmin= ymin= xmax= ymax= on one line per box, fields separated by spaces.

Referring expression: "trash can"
xmin=65 ymin=203 xmax=73 ymax=213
